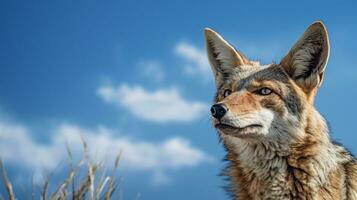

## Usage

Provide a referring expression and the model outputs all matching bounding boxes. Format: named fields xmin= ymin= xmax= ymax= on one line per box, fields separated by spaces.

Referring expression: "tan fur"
xmin=221 ymin=105 xmax=357 ymax=200
xmin=221 ymin=92 xmax=260 ymax=116
xmin=206 ymin=22 xmax=357 ymax=199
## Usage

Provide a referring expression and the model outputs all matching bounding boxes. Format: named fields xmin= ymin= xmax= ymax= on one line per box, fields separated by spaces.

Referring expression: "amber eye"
xmin=255 ymin=87 xmax=272 ymax=95
xmin=223 ymin=89 xmax=232 ymax=98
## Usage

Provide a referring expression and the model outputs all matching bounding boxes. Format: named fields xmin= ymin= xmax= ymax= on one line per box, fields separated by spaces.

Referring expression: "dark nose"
xmin=210 ymin=104 xmax=228 ymax=120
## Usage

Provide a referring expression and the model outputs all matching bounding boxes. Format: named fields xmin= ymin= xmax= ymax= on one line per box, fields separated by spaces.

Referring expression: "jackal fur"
xmin=205 ymin=21 xmax=357 ymax=199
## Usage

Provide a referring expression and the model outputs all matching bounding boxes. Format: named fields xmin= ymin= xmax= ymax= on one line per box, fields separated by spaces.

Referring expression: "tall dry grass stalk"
xmin=0 ymin=138 xmax=123 ymax=200
xmin=0 ymin=160 xmax=15 ymax=200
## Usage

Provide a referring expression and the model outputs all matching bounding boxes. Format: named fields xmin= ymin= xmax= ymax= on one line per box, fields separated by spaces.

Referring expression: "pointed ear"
xmin=204 ymin=28 xmax=250 ymax=86
xmin=280 ymin=21 xmax=330 ymax=93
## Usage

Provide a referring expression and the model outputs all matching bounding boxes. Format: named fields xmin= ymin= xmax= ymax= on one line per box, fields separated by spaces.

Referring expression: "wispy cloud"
xmin=0 ymin=122 xmax=213 ymax=184
xmin=97 ymin=84 xmax=208 ymax=123
xmin=0 ymin=123 xmax=60 ymax=172
xmin=138 ymin=60 xmax=165 ymax=82
xmin=174 ymin=42 xmax=212 ymax=80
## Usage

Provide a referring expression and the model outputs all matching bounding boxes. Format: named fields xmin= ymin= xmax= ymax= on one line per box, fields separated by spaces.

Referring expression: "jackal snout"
xmin=210 ymin=104 xmax=228 ymax=120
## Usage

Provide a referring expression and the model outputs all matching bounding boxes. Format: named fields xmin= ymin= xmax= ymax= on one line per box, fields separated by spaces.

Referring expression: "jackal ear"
xmin=204 ymin=28 xmax=250 ymax=86
xmin=280 ymin=21 xmax=330 ymax=92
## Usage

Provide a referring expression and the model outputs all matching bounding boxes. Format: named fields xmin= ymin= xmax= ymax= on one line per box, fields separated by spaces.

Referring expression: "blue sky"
xmin=0 ymin=0 xmax=356 ymax=199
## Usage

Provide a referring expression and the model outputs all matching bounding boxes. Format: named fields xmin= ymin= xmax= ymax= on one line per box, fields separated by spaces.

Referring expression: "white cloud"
xmin=97 ymin=84 xmax=208 ymax=123
xmin=0 ymin=123 xmax=61 ymax=171
xmin=0 ymin=122 xmax=213 ymax=184
xmin=174 ymin=42 xmax=212 ymax=80
xmin=138 ymin=60 xmax=165 ymax=82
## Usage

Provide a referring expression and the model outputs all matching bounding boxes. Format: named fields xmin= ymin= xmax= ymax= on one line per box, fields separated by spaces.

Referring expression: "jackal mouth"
xmin=214 ymin=123 xmax=263 ymax=137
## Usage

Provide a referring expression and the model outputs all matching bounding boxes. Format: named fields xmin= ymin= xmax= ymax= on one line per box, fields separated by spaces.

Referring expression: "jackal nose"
xmin=210 ymin=104 xmax=228 ymax=120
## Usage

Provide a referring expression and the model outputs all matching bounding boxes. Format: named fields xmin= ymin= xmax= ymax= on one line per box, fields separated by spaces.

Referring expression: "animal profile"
xmin=206 ymin=21 xmax=357 ymax=199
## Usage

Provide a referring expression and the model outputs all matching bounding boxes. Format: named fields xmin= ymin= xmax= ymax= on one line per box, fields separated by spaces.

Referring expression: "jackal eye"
xmin=223 ymin=89 xmax=232 ymax=98
xmin=255 ymin=87 xmax=272 ymax=95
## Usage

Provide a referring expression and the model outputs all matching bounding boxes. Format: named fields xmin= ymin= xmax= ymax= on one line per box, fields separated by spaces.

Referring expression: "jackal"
xmin=206 ymin=21 xmax=357 ymax=199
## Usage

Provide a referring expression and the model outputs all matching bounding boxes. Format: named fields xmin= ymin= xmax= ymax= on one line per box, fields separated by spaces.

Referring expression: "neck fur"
xmin=222 ymin=109 xmax=342 ymax=199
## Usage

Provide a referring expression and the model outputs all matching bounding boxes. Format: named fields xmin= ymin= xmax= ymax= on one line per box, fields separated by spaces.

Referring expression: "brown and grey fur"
xmin=205 ymin=22 xmax=357 ymax=199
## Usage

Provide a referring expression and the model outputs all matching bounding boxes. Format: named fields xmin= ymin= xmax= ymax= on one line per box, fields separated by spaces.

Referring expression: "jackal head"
xmin=205 ymin=22 xmax=330 ymax=143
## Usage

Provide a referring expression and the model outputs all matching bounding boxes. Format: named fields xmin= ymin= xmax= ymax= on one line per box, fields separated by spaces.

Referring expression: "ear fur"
xmin=280 ymin=21 xmax=330 ymax=92
xmin=204 ymin=28 xmax=250 ymax=86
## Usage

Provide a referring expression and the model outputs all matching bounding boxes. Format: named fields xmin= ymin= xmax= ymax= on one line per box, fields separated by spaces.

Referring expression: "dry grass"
xmin=0 ymin=139 xmax=123 ymax=200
